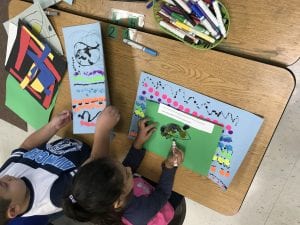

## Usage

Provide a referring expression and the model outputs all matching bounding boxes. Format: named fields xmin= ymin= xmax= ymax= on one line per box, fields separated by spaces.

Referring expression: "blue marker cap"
xmin=144 ymin=47 xmax=158 ymax=56
xmin=146 ymin=1 xmax=153 ymax=9
xmin=189 ymin=2 xmax=204 ymax=19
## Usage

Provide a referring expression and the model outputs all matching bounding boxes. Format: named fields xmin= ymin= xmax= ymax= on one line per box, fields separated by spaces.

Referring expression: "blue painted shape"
xmin=26 ymin=44 xmax=55 ymax=96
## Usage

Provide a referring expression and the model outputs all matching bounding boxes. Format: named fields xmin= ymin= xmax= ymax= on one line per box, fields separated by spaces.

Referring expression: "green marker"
xmin=161 ymin=5 xmax=193 ymax=27
xmin=194 ymin=24 xmax=210 ymax=36
xmin=171 ymin=12 xmax=193 ymax=27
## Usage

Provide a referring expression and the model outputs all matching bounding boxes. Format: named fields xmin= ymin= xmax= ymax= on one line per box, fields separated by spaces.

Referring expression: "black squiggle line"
xmin=142 ymin=76 xmax=239 ymax=125
xmin=77 ymin=110 xmax=101 ymax=122
xmin=74 ymin=81 xmax=104 ymax=86
xmin=203 ymin=102 xmax=239 ymax=125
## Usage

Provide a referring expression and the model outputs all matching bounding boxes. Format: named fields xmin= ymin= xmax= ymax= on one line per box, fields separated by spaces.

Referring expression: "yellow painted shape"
xmin=23 ymin=26 xmax=54 ymax=60
xmin=31 ymin=23 xmax=42 ymax=34
xmin=30 ymin=79 xmax=44 ymax=93
xmin=20 ymin=77 xmax=30 ymax=89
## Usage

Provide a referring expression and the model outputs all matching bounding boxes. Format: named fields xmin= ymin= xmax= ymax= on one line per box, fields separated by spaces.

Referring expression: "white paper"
xmin=4 ymin=2 xmax=63 ymax=55
xmin=33 ymin=0 xmax=62 ymax=9
xmin=158 ymin=103 xmax=215 ymax=133
xmin=5 ymin=23 xmax=18 ymax=65
xmin=111 ymin=9 xmax=145 ymax=28
xmin=63 ymin=0 xmax=73 ymax=5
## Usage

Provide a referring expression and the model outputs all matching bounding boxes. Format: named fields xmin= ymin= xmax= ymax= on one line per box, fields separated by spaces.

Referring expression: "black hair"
xmin=0 ymin=197 xmax=11 ymax=225
xmin=63 ymin=158 xmax=124 ymax=225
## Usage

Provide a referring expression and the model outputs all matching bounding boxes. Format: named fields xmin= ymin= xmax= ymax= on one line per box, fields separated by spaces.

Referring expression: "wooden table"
xmin=54 ymin=0 xmax=300 ymax=66
xmin=9 ymin=0 xmax=295 ymax=215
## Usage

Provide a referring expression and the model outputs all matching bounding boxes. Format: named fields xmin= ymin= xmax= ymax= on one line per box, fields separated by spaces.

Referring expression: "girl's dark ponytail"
xmin=63 ymin=194 xmax=93 ymax=222
xmin=62 ymin=158 xmax=125 ymax=225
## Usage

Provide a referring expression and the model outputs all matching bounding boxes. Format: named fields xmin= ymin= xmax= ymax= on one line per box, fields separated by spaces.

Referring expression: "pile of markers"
xmin=156 ymin=0 xmax=228 ymax=47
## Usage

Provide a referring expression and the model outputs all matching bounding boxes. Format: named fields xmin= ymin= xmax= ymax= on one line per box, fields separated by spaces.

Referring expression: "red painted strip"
xmin=9 ymin=68 xmax=22 ymax=82
xmin=80 ymin=120 xmax=96 ymax=127
xmin=15 ymin=27 xmax=31 ymax=71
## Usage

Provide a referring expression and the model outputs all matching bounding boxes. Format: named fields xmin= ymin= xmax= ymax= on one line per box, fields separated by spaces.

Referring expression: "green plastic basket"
xmin=153 ymin=0 xmax=230 ymax=49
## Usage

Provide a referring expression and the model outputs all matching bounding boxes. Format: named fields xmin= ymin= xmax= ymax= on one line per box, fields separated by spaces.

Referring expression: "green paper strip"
xmin=5 ymin=74 xmax=57 ymax=130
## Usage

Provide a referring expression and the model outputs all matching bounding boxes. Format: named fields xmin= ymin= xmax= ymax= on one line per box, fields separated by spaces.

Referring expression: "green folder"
xmin=144 ymin=100 xmax=223 ymax=176
xmin=5 ymin=74 xmax=57 ymax=130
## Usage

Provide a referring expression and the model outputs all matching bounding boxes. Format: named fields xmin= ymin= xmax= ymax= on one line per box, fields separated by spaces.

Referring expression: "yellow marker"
xmin=173 ymin=20 xmax=215 ymax=44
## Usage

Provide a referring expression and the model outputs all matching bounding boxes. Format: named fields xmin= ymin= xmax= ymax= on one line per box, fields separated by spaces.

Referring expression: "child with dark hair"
xmin=63 ymin=118 xmax=184 ymax=225
xmin=0 ymin=106 xmax=120 ymax=225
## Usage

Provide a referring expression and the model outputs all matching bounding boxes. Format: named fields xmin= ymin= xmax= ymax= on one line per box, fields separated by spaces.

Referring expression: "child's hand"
xmin=50 ymin=110 xmax=72 ymax=131
xmin=133 ymin=118 xmax=156 ymax=149
xmin=164 ymin=148 xmax=184 ymax=169
xmin=96 ymin=106 xmax=120 ymax=132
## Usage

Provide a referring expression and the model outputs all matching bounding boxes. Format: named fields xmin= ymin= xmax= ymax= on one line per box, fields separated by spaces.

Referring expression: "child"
xmin=63 ymin=118 xmax=184 ymax=225
xmin=0 ymin=106 xmax=120 ymax=225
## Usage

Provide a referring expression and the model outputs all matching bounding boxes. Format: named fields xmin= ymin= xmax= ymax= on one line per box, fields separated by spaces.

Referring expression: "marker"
xmin=168 ymin=4 xmax=202 ymax=25
xmin=161 ymin=5 xmax=193 ymax=26
xmin=159 ymin=13 xmax=201 ymax=44
xmin=159 ymin=20 xmax=199 ymax=44
xmin=194 ymin=24 xmax=210 ymax=35
xmin=44 ymin=10 xmax=59 ymax=16
xmin=171 ymin=12 xmax=193 ymax=27
xmin=146 ymin=1 xmax=153 ymax=9
xmin=162 ymin=0 xmax=176 ymax=5
xmin=172 ymin=140 xmax=178 ymax=167
xmin=173 ymin=0 xmax=192 ymax=14
xmin=123 ymin=39 xmax=158 ymax=56
xmin=212 ymin=0 xmax=226 ymax=37
xmin=173 ymin=20 xmax=215 ymax=43
xmin=171 ymin=0 xmax=196 ymax=26
xmin=188 ymin=2 xmax=220 ymax=38
xmin=196 ymin=0 xmax=219 ymax=27
xmin=190 ymin=1 xmax=221 ymax=37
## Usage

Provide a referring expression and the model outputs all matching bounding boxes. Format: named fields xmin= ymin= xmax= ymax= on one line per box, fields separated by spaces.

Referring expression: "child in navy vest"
xmin=0 ymin=106 xmax=120 ymax=225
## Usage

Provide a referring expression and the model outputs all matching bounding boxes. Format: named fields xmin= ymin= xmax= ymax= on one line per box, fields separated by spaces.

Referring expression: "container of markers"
xmin=153 ymin=0 xmax=230 ymax=49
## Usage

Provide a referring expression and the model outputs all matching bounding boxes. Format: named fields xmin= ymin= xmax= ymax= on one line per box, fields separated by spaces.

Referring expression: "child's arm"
xmin=20 ymin=110 xmax=72 ymax=150
xmin=123 ymin=149 xmax=184 ymax=224
xmin=122 ymin=118 xmax=156 ymax=172
xmin=82 ymin=106 xmax=120 ymax=165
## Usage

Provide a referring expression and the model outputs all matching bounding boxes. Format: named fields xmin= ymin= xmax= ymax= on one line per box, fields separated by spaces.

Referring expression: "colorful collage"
xmin=129 ymin=72 xmax=264 ymax=189
xmin=5 ymin=20 xmax=65 ymax=110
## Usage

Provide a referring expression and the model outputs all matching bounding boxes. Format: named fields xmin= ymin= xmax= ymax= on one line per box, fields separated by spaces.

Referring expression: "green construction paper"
xmin=5 ymin=74 xmax=57 ymax=130
xmin=144 ymin=100 xmax=223 ymax=176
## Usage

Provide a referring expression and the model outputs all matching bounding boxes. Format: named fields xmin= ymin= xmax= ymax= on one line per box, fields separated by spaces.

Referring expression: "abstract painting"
xmin=5 ymin=20 xmax=66 ymax=109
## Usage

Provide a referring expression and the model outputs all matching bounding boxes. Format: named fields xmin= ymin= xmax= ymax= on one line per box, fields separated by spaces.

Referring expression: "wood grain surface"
xmin=52 ymin=0 xmax=300 ymax=66
xmin=9 ymin=0 xmax=295 ymax=215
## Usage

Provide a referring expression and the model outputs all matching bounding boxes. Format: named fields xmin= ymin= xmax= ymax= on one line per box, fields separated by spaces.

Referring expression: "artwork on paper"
xmin=5 ymin=20 xmax=66 ymax=109
xmin=144 ymin=100 xmax=223 ymax=176
xmin=160 ymin=123 xmax=191 ymax=140
xmin=63 ymin=22 xmax=108 ymax=134
xmin=3 ymin=2 xmax=63 ymax=55
xmin=129 ymin=72 xmax=264 ymax=189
